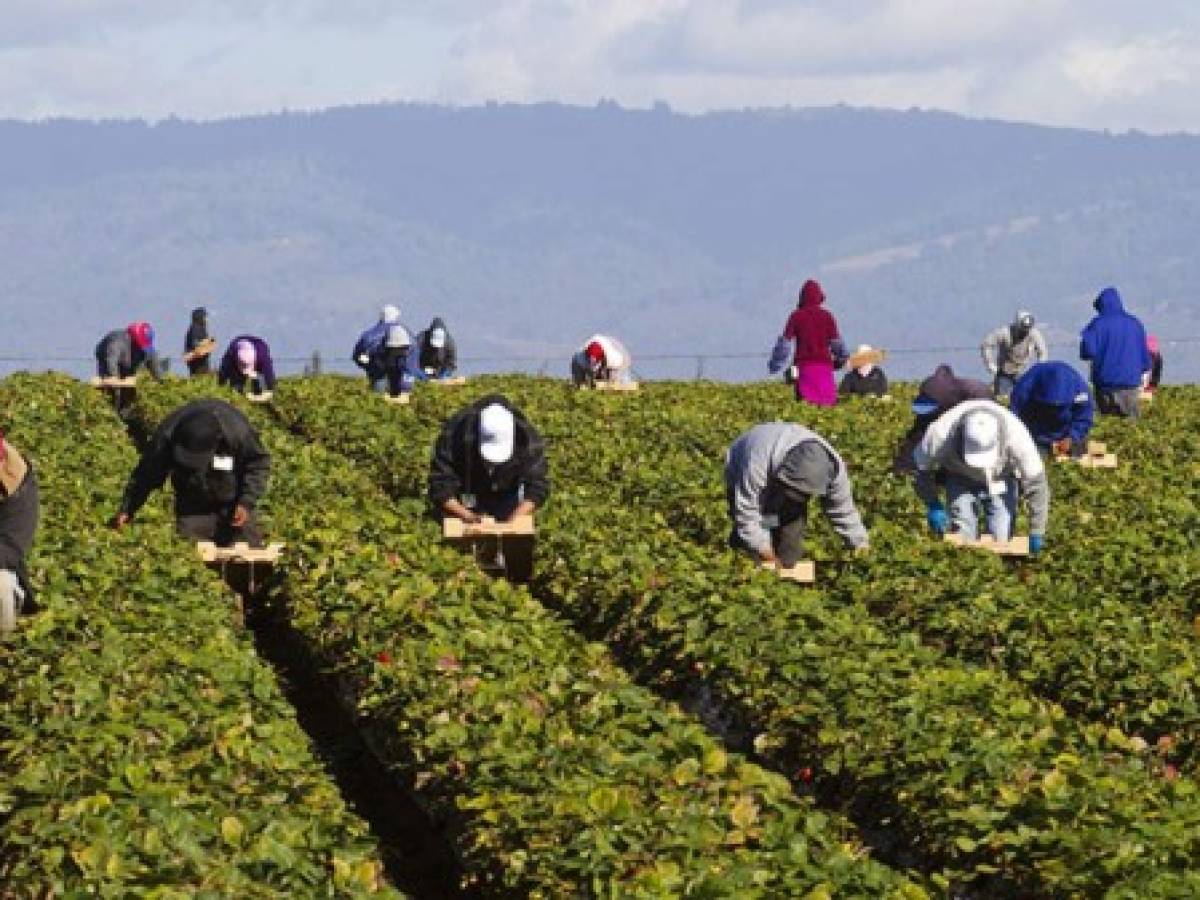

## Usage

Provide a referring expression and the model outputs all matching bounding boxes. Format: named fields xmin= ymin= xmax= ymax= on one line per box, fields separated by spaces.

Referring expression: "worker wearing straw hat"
xmin=839 ymin=345 xmax=889 ymax=398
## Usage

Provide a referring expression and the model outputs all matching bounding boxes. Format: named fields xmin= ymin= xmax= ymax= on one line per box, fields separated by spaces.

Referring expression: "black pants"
xmin=1096 ymin=387 xmax=1140 ymax=420
xmin=729 ymin=497 xmax=808 ymax=568
xmin=178 ymin=511 xmax=263 ymax=548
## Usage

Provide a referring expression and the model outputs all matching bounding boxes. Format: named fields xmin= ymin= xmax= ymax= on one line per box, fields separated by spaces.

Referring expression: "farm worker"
xmin=724 ymin=423 xmax=869 ymax=568
xmin=892 ymin=364 xmax=992 ymax=476
xmin=838 ymin=344 xmax=888 ymax=398
xmin=218 ymin=336 xmax=277 ymax=395
xmin=768 ymin=279 xmax=847 ymax=406
xmin=95 ymin=321 xmax=164 ymax=380
xmin=183 ymin=307 xmax=215 ymax=376
xmin=914 ymin=399 xmax=1050 ymax=554
xmin=1009 ymin=362 xmax=1094 ymax=458
xmin=980 ymin=310 xmax=1047 ymax=399
xmin=114 ymin=399 xmax=271 ymax=547
xmin=1145 ymin=334 xmax=1163 ymax=392
xmin=1079 ymin=286 xmax=1152 ymax=419
xmin=352 ymin=304 xmax=405 ymax=392
xmin=408 ymin=317 xmax=458 ymax=380
xmin=428 ymin=396 xmax=549 ymax=582
xmin=571 ymin=335 xmax=632 ymax=387
xmin=0 ymin=433 xmax=39 ymax=634
xmin=382 ymin=325 xmax=414 ymax=397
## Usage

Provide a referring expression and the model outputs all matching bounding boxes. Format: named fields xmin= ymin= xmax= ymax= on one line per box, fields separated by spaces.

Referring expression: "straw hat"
xmin=848 ymin=344 xmax=886 ymax=369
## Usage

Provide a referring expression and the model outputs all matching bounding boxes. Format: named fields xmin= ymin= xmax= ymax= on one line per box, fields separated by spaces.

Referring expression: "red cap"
xmin=127 ymin=321 xmax=155 ymax=351
xmin=586 ymin=341 xmax=605 ymax=362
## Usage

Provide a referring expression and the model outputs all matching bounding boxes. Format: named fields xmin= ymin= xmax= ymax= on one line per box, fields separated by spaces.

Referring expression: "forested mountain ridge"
xmin=2 ymin=101 xmax=1197 ymax=380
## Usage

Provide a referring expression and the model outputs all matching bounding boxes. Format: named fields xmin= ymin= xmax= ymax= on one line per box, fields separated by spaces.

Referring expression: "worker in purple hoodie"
xmin=1079 ymin=287 xmax=1151 ymax=419
xmin=218 ymin=336 xmax=277 ymax=396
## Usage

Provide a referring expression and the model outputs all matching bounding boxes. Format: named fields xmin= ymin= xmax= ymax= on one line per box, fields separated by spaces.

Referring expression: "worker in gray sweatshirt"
xmin=724 ymin=423 xmax=869 ymax=567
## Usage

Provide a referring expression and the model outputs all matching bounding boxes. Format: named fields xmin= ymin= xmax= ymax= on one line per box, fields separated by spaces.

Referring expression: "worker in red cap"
xmin=218 ymin=335 xmax=277 ymax=396
xmin=1 ymin=432 xmax=39 ymax=633
xmin=95 ymin=321 xmax=164 ymax=380
xmin=571 ymin=334 xmax=632 ymax=387
xmin=768 ymin=279 xmax=847 ymax=406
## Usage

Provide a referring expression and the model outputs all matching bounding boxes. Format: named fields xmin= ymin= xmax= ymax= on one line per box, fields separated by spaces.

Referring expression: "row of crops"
xmin=3 ymin=371 xmax=1198 ymax=896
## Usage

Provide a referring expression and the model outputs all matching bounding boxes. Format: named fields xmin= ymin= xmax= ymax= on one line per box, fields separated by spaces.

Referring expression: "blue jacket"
xmin=1010 ymin=362 xmax=1093 ymax=446
xmin=1079 ymin=287 xmax=1151 ymax=390
xmin=353 ymin=322 xmax=390 ymax=380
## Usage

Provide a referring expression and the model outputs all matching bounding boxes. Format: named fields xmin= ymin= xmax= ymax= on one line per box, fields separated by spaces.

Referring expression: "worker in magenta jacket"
xmin=768 ymin=279 xmax=847 ymax=406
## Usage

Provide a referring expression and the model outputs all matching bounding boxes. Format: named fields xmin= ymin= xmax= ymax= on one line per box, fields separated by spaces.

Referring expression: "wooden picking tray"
xmin=90 ymin=376 xmax=138 ymax=389
xmin=245 ymin=391 xmax=274 ymax=403
xmin=944 ymin=533 xmax=1030 ymax=557
xmin=1055 ymin=440 xmax=1117 ymax=469
xmin=196 ymin=541 xmax=284 ymax=563
xmin=429 ymin=376 xmax=467 ymax=386
xmin=384 ymin=393 xmax=411 ymax=405
xmin=592 ymin=380 xmax=640 ymax=392
xmin=1140 ymin=390 xmax=1155 ymax=403
xmin=763 ymin=561 xmax=816 ymax=583
xmin=443 ymin=515 xmax=535 ymax=539
xmin=182 ymin=338 xmax=217 ymax=363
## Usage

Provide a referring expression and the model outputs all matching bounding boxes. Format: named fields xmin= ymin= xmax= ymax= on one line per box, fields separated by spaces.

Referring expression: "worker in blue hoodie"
xmin=1079 ymin=287 xmax=1151 ymax=419
xmin=1010 ymin=362 xmax=1094 ymax=458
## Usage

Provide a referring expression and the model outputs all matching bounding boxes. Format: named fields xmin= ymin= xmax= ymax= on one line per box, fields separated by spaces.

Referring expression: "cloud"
xmin=2 ymin=1 xmax=1200 ymax=132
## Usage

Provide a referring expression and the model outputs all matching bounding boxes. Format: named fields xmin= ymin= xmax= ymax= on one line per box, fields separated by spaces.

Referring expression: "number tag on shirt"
xmin=211 ymin=455 xmax=234 ymax=472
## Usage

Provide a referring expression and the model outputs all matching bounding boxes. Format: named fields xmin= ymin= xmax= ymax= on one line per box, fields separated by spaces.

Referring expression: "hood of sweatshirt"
xmin=1094 ymin=286 xmax=1125 ymax=316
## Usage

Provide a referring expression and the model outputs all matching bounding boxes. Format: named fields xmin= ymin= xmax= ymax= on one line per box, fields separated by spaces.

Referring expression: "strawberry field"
xmin=2 ymin=371 xmax=1199 ymax=897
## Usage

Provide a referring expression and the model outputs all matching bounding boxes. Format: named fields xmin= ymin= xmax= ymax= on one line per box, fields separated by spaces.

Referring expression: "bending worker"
xmin=725 ymin=422 xmax=869 ymax=568
xmin=914 ymin=399 xmax=1050 ymax=554
xmin=1080 ymin=286 xmax=1151 ymax=418
xmin=893 ymin=364 xmax=992 ymax=476
xmin=95 ymin=321 xmax=164 ymax=380
xmin=114 ymin=399 xmax=270 ymax=547
xmin=428 ymin=396 xmax=549 ymax=582
xmin=408 ymin=317 xmax=458 ymax=380
xmin=353 ymin=304 xmax=404 ymax=391
xmin=981 ymin=311 xmax=1047 ymax=398
xmin=1 ymin=432 xmax=38 ymax=634
xmin=838 ymin=344 xmax=888 ymax=398
xmin=1009 ymin=361 xmax=1094 ymax=458
xmin=218 ymin=335 xmax=277 ymax=395
xmin=571 ymin=335 xmax=632 ymax=387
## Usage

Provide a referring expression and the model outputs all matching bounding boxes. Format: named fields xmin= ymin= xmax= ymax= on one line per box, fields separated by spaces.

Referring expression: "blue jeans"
xmin=946 ymin=474 xmax=1018 ymax=541
xmin=993 ymin=373 xmax=1017 ymax=399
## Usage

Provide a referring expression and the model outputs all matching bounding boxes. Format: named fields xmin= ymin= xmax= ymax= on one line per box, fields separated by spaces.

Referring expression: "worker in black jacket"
xmin=114 ymin=400 xmax=270 ymax=546
xmin=428 ymin=395 xmax=549 ymax=581
xmin=1 ymin=433 xmax=38 ymax=633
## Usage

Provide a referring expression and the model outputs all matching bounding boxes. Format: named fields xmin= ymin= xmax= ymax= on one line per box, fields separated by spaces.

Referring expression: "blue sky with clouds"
xmin=4 ymin=1 xmax=1200 ymax=132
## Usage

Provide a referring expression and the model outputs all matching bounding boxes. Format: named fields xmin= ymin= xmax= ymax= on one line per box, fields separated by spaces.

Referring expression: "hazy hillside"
xmin=2 ymin=102 xmax=1197 ymax=381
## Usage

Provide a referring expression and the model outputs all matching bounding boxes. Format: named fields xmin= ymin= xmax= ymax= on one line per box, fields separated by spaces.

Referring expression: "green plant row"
xmin=271 ymin=374 xmax=1200 ymax=897
xmin=0 ymin=374 xmax=394 ymax=897
xmin=128 ymin=376 xmax=924 ymax=898
xmin=542 ymin=382 xmax=1200 ymax=768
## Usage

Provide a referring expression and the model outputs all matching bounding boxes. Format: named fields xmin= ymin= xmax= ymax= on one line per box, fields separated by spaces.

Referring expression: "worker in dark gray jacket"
xmin=114 ymin=400 xmax=270 ymax=546
xmin=724 ymin=423 xmax=869 ymax=567
xmin=95 ymin=321 xmax=164 ymax=380
xmin=1 ymin=433 xmax=38 ymax=633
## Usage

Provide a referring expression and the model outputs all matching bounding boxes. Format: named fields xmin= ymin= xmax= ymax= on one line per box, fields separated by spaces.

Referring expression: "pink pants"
xmin=795 ymin=361 xmax=837 ymax=406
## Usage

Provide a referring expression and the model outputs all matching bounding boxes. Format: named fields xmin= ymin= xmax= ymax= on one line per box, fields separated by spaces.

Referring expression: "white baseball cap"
xmin=381 ymin=304 xmax=401 ymax=324
xmin=385 ymin=324 xmax=411 ymax=348
xmin=478 ymin=403 xmax=515 ymax=464
xmin=429 ymin=327 xmax=446 ymax=348
xmin=962 ymin=411 xmax=1000 ymax=469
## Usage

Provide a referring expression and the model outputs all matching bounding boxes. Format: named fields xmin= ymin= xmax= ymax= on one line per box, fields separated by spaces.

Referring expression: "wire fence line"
xmin=4 ymin=336 xmax=1198 ymax=382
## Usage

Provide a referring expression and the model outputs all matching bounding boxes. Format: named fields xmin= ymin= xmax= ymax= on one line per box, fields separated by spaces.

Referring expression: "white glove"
xmin=357 ymin=354 xmax=370 ymax=366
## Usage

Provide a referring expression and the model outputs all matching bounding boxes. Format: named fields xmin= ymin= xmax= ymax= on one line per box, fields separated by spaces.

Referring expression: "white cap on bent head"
xmin=381 ymin=304 xmax=401 ymax=324
xmin=235 ymin=339 xmax=256 ymax=374
xmin=385 ymin=324 xmax=411 ymax=348
xmin=478 ymin=403 xmax=515 ymax=464
xmin=429 ymin=327 xmax=446 ymax=348
xmin=962 ymin=411 xmax=1001 ymax=469
xmin=1014 ymin=310 xmax=1034 ymax=329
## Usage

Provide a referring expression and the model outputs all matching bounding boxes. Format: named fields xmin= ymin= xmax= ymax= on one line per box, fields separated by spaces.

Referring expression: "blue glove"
xmin=1029 ymin=534 xmax=1044 ymax=555
xmin=926 ymin=502 xmax=949 ymax=536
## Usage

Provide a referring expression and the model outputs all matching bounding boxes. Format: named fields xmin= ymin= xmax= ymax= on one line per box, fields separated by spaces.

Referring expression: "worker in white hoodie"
xmin=913 ymin=399 xmax=1050 ymax=554
xmin=571 ymin=335 xmax=633 ymax=387
xmin=725 ymin=423 xmax=869 ymax=567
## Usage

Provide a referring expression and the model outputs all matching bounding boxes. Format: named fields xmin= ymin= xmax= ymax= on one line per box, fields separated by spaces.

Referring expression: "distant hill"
xmin=2 ymin=101 xmax=1197 ymax=381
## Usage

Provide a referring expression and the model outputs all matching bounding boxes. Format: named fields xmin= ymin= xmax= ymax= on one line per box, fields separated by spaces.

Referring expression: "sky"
xmin=3 ymin=1 xmax=1200 ymax=133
